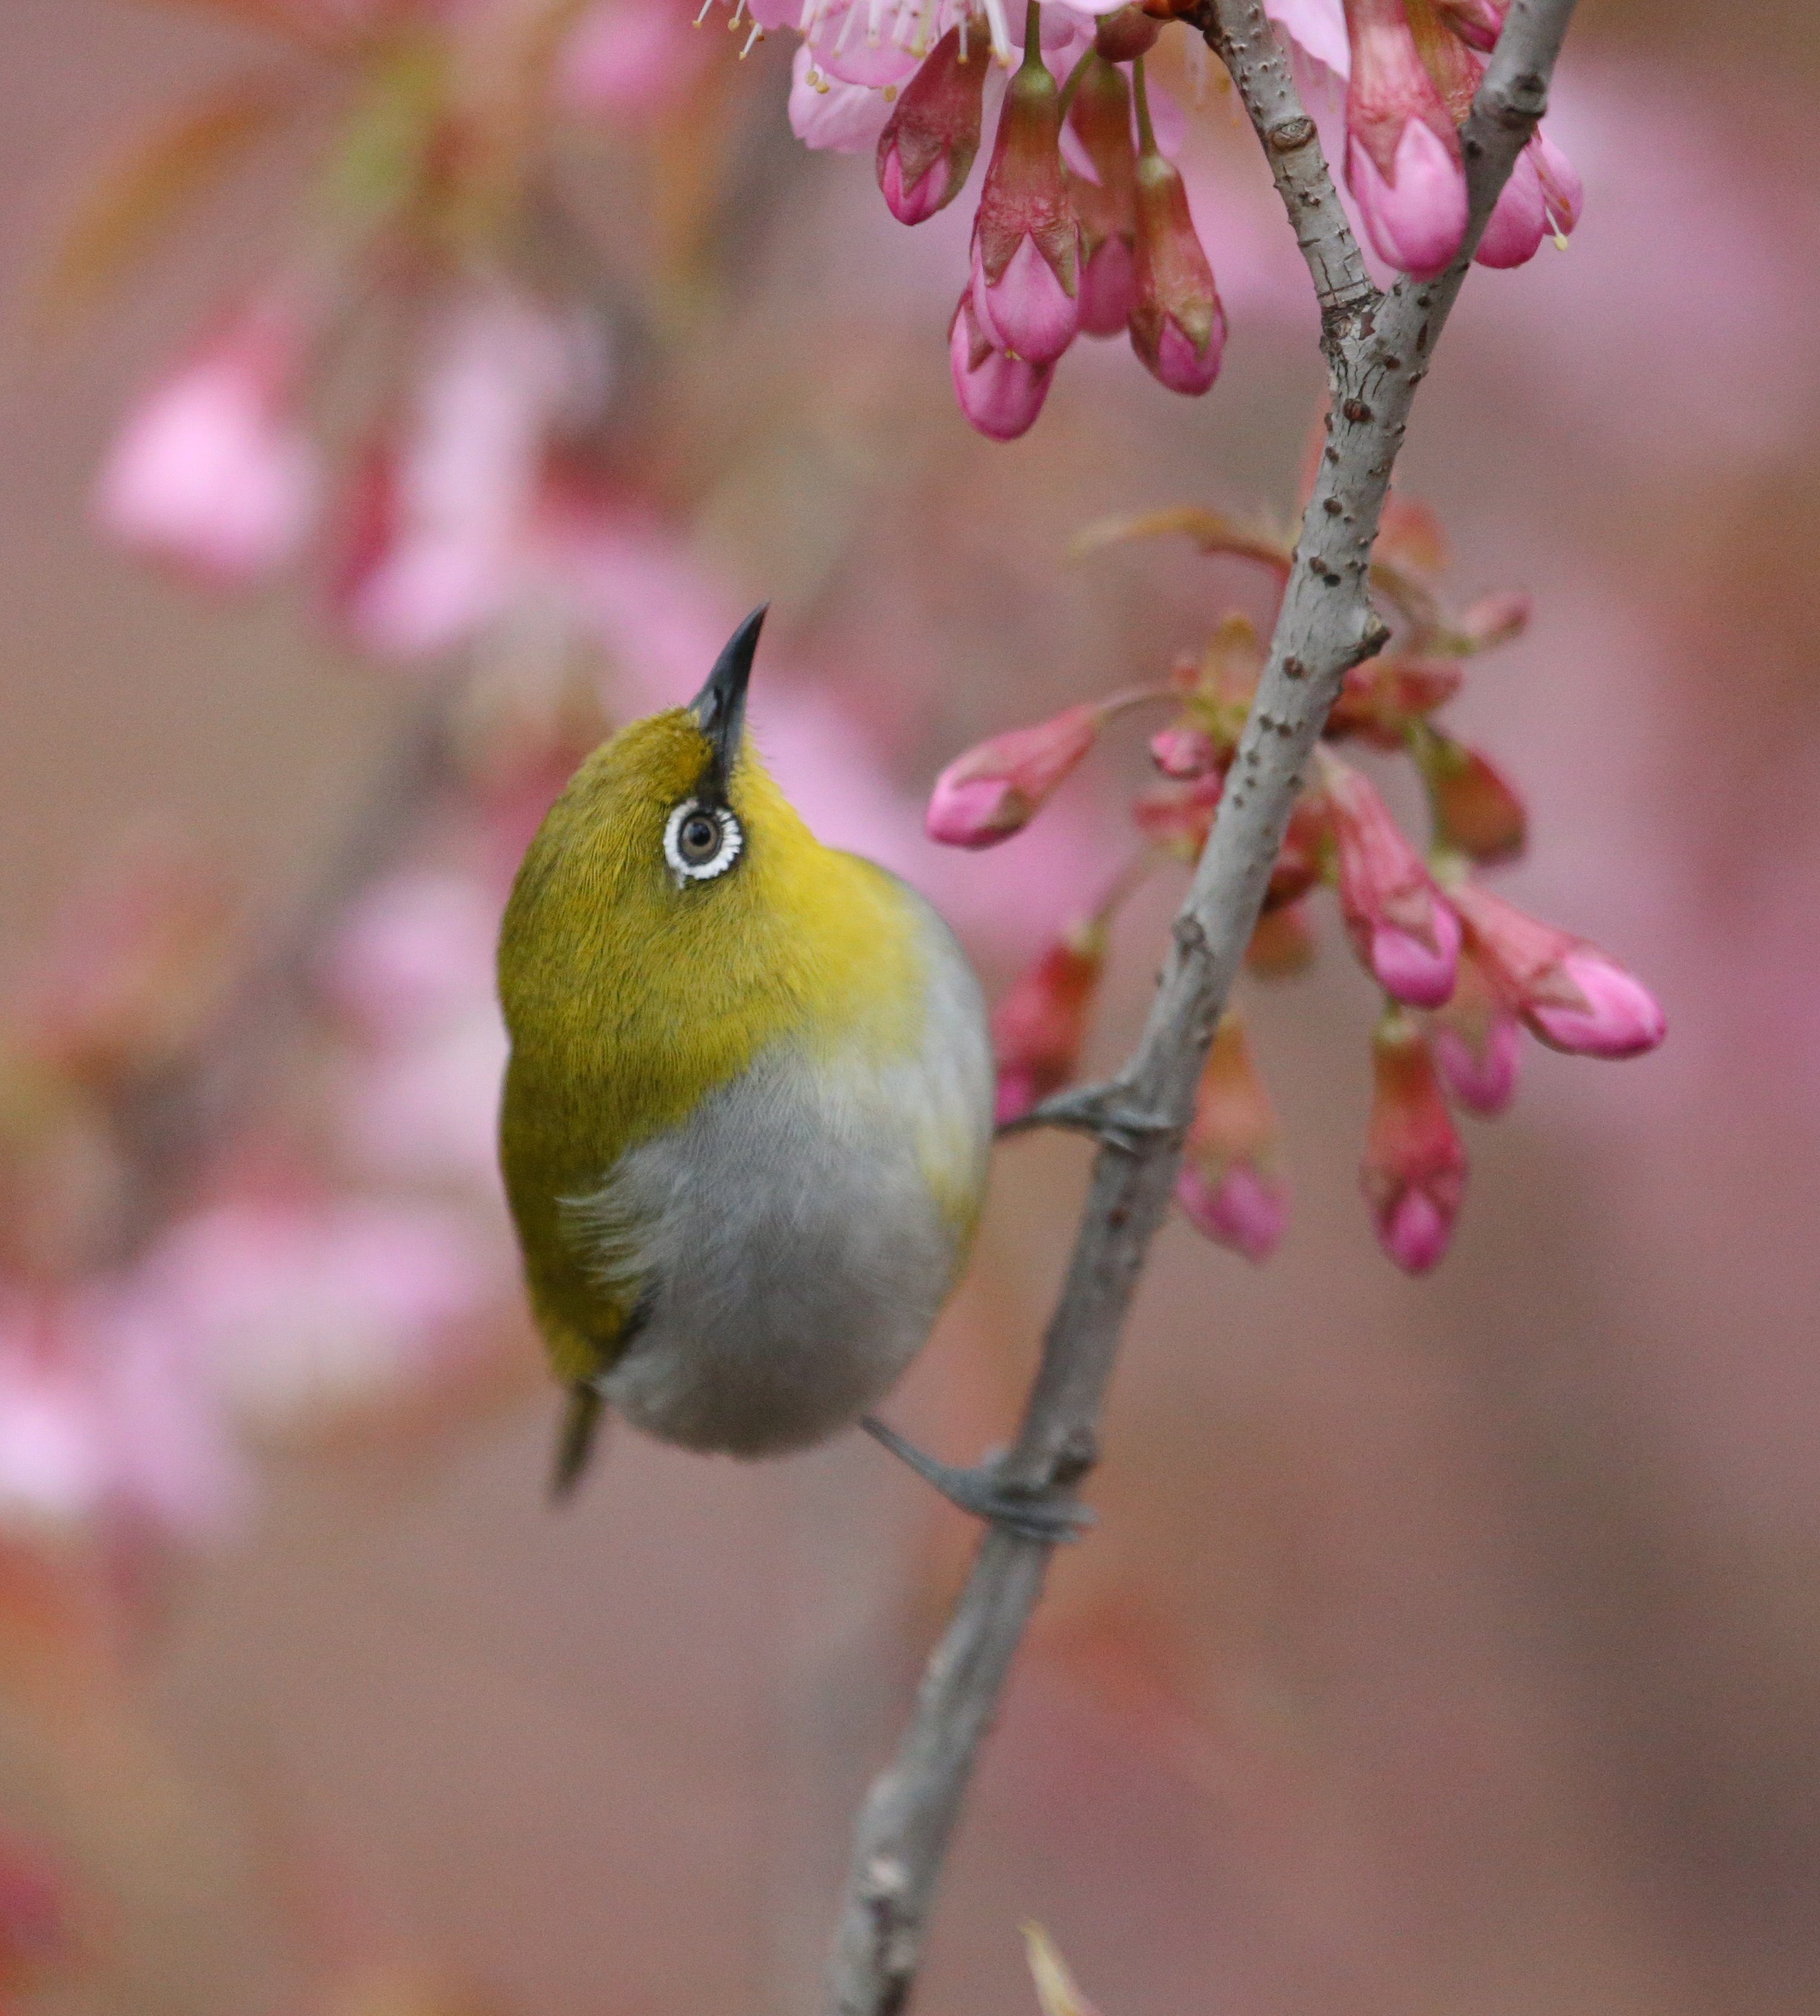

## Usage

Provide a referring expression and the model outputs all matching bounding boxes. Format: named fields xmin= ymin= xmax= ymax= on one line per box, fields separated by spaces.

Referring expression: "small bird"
xmin=497 ymin=607 xmax=1077 ymax=1534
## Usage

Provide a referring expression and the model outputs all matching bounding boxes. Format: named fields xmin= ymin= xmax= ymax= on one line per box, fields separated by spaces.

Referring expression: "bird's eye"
xmin=663 ymin=799 xmax=744 ymax=883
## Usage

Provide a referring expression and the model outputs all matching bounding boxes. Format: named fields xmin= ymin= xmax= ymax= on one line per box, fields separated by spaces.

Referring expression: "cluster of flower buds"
xmin=1333 ymin=0 xmax=1581 ymax=277
xmin=748 ymin=0 xmax=1225 ymax=440
xmin=928 ymin=484 xmax=1664 ymax=1272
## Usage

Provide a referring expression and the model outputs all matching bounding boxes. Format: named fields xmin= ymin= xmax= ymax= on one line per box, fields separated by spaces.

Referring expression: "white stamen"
xmin=727 ymin=0 xmax=747 ymax=29
xmin=833 ymin=2 xmax=860 ymax=53
xmin=981 ymin=0 xmax=1011 ymax=66
xmin=694 ymin=0 xmax=715 ymax=24
xmin=741 ymin=20 xmax=765 ymax=54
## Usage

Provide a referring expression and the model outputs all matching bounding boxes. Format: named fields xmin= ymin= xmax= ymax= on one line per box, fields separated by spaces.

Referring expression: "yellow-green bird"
xmin=498 ymin=608 xmax=1075 ymax=1534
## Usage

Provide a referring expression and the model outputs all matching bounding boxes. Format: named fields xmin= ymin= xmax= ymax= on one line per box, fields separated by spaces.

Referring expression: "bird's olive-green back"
xmin=496 ymin=707 xmax=926 ymax=1380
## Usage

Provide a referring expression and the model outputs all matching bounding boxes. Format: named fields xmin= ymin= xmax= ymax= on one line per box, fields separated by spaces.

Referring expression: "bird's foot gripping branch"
xmin=821 ymin=3 xmax=1629 ymax=2013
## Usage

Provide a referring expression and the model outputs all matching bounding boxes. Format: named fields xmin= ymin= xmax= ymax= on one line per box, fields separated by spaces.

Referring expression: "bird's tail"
xmin=551 ymin=1383 xmax=607 ymax=1500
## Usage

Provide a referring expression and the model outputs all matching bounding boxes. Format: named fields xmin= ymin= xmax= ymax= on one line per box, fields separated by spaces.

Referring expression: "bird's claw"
xmin=997 ymin=1081 xmax=1180 ymax=1156
xmin=861 ymin=1416 xmax=1095 ymax=1544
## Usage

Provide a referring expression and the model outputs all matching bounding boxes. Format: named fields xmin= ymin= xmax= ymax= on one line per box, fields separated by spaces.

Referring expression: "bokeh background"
xmin=0 ymin=1 xmax=1816 ymax=2012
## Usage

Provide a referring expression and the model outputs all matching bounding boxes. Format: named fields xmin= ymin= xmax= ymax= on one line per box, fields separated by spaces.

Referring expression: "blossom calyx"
xmin=990 ymin=916 xmax=1107 ymax=1125
xmin=1446 ymin=883 xmax=1666 ymax=1060
xmin=876 ymin=27 xmax=987 ymax=224
xmin=971 ymin=43 xmax=1080 ymax=366
xmin=927 ymin=698 xmax=1102 ymax=847
xmin=1318 ymin=748 xmax=1460 ymax=1008
xmin=1176 ymin=1013 xmax=1287 ymax=1262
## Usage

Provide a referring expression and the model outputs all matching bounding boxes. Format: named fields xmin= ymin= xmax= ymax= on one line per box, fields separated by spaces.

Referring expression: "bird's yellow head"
xmin=498 ymin=605 xmax=927 ymax=1163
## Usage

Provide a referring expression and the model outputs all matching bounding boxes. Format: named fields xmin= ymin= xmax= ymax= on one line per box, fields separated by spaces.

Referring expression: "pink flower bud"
xmin=1418 ymin=732 xmax=1526 ymax=865
xmin=927 ymin=700 xmax=1102 ymax=848
xmin=948 ymin=288 xmax=1055 ymax=441
xmin=1093 ymin=4 xmax=1163 ymax=62
xmin=1064 ymin=56 xmax=1138 ymax=337
xmin=1128 ymin=137 xmax=1224 ymax=396
xmin=1446 ymin=883 xmax=1667 ymax=1060
xmin=990 ymin=918 xmax=1107 ymax=1124
xmin=1175 ymin=1013 xmax=1287 ymax=1262
xmin=970 ymin=42 xmax=1080 ymax=366
xmin=1529 ymin=951 xmax=1666 ymax=1060
xmin=1319 ymin=751 xmax=1460 ymax=1008
xmin=1149 ymin=724 xmax=1219 ymax=779
xmin=1362 ymin=1008 xmax=1467 ymax=1274
xmin=876 ymin=27 xmax=987 ymax=224
xmin=1474 ymin=125 xmax=1580 ymax=270
xmin=1343 ymin=0 xmax=1468 ymax=278
xmin=1475 ymin=143 xmax=1548 ymax=268
xmin=95 ymin=301 xmax=319 ymax=584
xmin=1428 ymin=946 xmax=1520 ymax=1114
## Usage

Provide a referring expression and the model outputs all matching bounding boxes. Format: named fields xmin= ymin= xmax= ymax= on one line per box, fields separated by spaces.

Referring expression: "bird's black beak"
xmin=690 ymin=603 xmax=767 ymax=798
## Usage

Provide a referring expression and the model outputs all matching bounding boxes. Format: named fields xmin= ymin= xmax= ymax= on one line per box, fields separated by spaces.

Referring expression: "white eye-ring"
xmin=663 ymin=800 xmax=744 ymax=884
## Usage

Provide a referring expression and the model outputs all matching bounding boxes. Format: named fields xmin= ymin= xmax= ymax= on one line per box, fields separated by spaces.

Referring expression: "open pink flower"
xmin=1319 ymin=750 xmax=1460 ymax=1008
xmin=1342 ymin=0 xmax=1468 ymax=278
xmin=1175 ymin=1013 xmax=1287 ymax=1262
xmin=1362 ymin=1008 xmax=1467 ymax=1272
xmin=990 ymin=917 xmax=1106 ymax=1125
xmin=928 ymin=700 xmax=1102 ymax=847
xmin=95 ymin=298 xmax=319 ymax=583
xmin=1446 ymin=883 xmax=1666 ymax=1059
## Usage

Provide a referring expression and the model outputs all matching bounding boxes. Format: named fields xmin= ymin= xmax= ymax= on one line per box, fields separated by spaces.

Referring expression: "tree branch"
xmin=821 ymin=5 xmax=1578 ymax=2011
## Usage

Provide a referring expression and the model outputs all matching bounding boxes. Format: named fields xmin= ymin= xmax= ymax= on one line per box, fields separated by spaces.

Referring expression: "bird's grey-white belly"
xmin=563 ymin=903 xmax=992 ymax=1456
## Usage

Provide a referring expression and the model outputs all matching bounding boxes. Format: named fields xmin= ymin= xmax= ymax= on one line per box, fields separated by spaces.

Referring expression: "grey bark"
xmin=823 ymin=4 xmax=1581 ymax=2011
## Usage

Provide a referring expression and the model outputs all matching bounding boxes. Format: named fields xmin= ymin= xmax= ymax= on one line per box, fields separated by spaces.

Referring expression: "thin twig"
xmin=821 ymin=4 xmax=1579 ymax=2010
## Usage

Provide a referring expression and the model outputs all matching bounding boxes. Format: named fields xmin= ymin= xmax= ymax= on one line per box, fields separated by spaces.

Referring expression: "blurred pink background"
xmin=0 ymin=2 xmax=1816 ymax=2012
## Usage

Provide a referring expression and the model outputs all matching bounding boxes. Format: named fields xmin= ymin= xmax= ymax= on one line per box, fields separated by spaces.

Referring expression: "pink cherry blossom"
xmin=927 ymin=701 xmax=1102 ymax=847
xmin=789 ymin=43 xmax=894 ymax=154
xmin=95 ymin=300 xmax=318 ymax=584
xmin=970 ymin=42 xmax=1080 ymax=368
xmin=1265 ymin=0 xmax=1350 ymax=75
